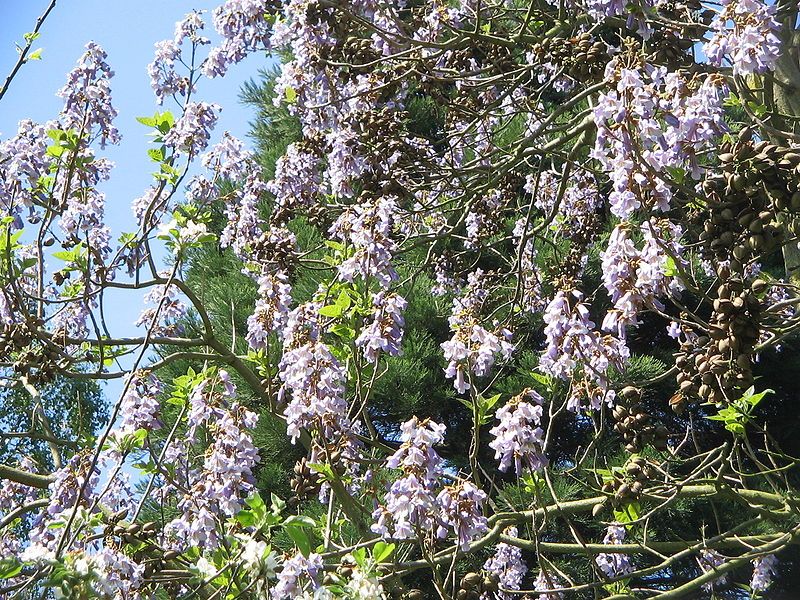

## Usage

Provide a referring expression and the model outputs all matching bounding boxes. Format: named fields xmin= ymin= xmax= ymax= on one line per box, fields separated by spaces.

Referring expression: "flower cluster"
xmin=165 ymin=371 xmax=260 ymax=550
xmin=436 ymin=481 xmax=488 ymax=550
xmin=163 ymin=101 xmax=221 ymax=156
xmin=57 ymin=42 xmax=120 ymax=148
xmin=441 ymin=270 xmax=514 ymax=393
xmin=751 ymin=554 xmax=778 ymax=592
xmin=592 ymin=62 xmax=727 ymax=217
xmin=27 ymin=454 xmax=100 ymax=555
xmin=704 ymin=0 xmax=781 ymax=76
xmin=595 ymin=525 xmax=634 ymax=578
xmin=600 ymin=220 xmax=684 ymax=338
xmin=246 ymin=271 xmax=293 ymax=351
xmin=347 ymin=566 xmax=388 ymax=599
xmin=483 ymin=527 xmax=527 ymax=599
xmin=511 ymin=218 xmax=545 ymax=313
xmin=355 ymin=291 xmax=407 ymax=363
xmin=270 ymin=0 xmax=337 ymax=133
xmin=278 ymin=303 xmax=351 ymax=442
xmin=266 ymin=142 xmax=323 ymax=222
xmin=373 ymin=417 xmax=446 ymax=540
xmin=134 ymin=282 xmax=187 ymax=336
xmin=0 ymin=119 xmax=52 ymax=228
xmin=466 ymin=189 xmax=505 ymax=247
xmin=528 ymin=171 xmax=601 ymax=237
xmin=204 ymin=0 xmax=273 ymax=78
xmin=147 ymin=12 xmax=208 ymax=104
xmin=273 ymin=552 xmax=323 ymax=599
xmin=533 ymin=569 xmax=565 ymax=600
xmin=697 ymin=549 xmax=729 ymax=591
xmin=91 ymin=548 xmax=146 ymax=599
xmin=0 ymin=458 xmax=40 ymax=556
xmin=373 ymin=417 xmax=489 ymax=550
xmin=330 ymin=196 xmax=399 ymax=288
xmin=489 ymin=389 xmax=548 ymax=476
xmin=540 ymin=290 xmax=629 ymax=411
xmin=117 ymin=373 xmax=164 ymax=436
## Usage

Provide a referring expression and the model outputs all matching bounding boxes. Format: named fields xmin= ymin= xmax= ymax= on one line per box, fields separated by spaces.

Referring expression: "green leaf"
xmin=479 ymin=393 xmax=501 ymax=412
xmin=136 ymin=116 xmax=157 ymax=127
xmin=270 ymin=493 xmax=286 ymax=515
xmin=530 ymin=372 xmax=553 ymax=390
xmin=46 ymin=143 xmax=64 ymax=158
xmin=372 ymin=541 xmax=395 ymax=563
xmin=330 ymin=324 xmax=356 ymax=341
xmin=613 ymin=501 xmax=641 ymax=524
xmin=0 ymin=559 xmax=22 ymax=579
xmin=319 ymin=304 xmax=343 ymax=318
xmin=351 ymin=547 xmax=368 ymax=567
xmin=307 ymin=462 xmax=335 ymax=481
xmin=285 ymin=523 xmax=312 ymax=557
xmin=27 ymin=48 xmax=43 ymax=61
xmin=284 ymin=86 xmax=297 ymax=103
xmin=335 ymin=290 xmax=352 ymax=311
xmin=663 ymin=256 xmax=678 ymax=277
xmin=284 ymin=515 xmax=316 ymax=528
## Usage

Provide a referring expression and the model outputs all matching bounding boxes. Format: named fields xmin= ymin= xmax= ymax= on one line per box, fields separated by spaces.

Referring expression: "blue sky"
xmin=1 ymin=1 xmax=274 ymax=398
xmin=1 ymin=0 xmax=269 ymax=238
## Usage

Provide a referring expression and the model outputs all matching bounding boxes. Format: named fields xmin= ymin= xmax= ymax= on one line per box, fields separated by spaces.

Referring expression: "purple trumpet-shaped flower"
xmin=489 ymin=389 xmax=548 ymax=475
xmin=355 ymin=291 xmax=407 ymax=363
xmin=595 ymin=525 xmax=635 ymax=578
xmin=483 ymin=527 xmax=527 ymax=600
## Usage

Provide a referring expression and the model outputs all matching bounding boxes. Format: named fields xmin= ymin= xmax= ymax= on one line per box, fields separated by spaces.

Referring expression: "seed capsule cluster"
xmin=2 ymin=320 xmax=61 ymax=385
xmin=456 ymin=572 xmax=499 ymax=599
xmin=685 ymin=132 xmax=800 ymax=405
xmin=289 ymin=457 xmax=322 ymax=507
xmin=601 ymin=456 xmax=656 ymax=506
xmin=612 ymin=388 xmax=669 ymax=454
xmin=530 ymin=33 xmax=608 ymax=82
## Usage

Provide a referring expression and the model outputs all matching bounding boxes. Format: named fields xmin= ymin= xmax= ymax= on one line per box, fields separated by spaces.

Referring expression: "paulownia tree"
xmin=1 ymin=0 xmax=800 ymax=598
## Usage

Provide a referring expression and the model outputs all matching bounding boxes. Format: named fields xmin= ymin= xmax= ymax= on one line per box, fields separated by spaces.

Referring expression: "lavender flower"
xmin=163 ymin=102 xmax=221 ymax=156
xmin=595 ymin=525 xmax=634 ymax=578
xmin=273 ymin=552 xmax=323 ymax=599
xmin=592 ymin=61 xmax=727 ymax=218
xmin=246 ymin=271 xmax=293 ymax=350
xmin=91 ymin=547 xmax=145 ymax=598
xmin=600 ymin=220 xmax=685 ymax=339
xmin=751 ymin=554 xmax=778 ymax=593
xmin=279 ymin=303 xmax=351 ymax=442
xmin=28 ymin=454 xmax=99 ymax=553
xmin=0 ymin=119 xmax=53 ymax=228
xmin=372 ymin=418 xmax=445 ymax=541
xmin=533 ymin=569 xmax=564 ymax=600
xmin=489 ymin=389 xmax=548 ymax=475
xmin=134 ymin=282 xmax=187 ymax=336
xmin=57 ymin=42 xmax=120 ymax=148
xmin=483 ymin=528 xmax=527 ymax=600
xmin=329 ymin=196 xmax=398 ymax=288
xmin=697 ymin=549 xmax=729 ymax=591
xmin=436 ymin=481 xmax=488 ymax=550
xmin=540 ymin=289 xmax=629 ymax=411
xmin=442 ymin=270 xmax=514 ymax=393
xmin=117 ymin=373 xmax=164 ymax=436
xmin=165 ymin=371 xmax=260 ymax=550
xmin=147 ymin=39 xmax=188 ymax=105
xmin=704 ymin=0 xmax=781 ymax=76
xmin=267 ymin=142 xmax=323 ymax=223
xmin=355 ymin=291 xmax=407 ymax=363
xmin=203 ymin=0 xmax=273 ymax=78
